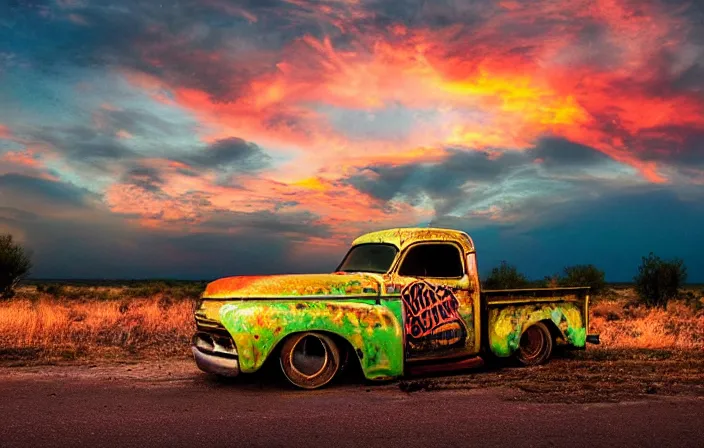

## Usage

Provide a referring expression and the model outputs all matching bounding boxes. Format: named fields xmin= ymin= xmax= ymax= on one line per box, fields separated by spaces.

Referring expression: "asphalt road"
xmin=1 ymin=361 xmax=703 ymax=448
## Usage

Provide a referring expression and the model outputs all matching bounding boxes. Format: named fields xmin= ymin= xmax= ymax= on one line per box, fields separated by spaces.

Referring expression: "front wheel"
xmin=515 ymin=322 xmax=553 ymax=366
xmin=279 ymin=332 xmax=341 ymax=389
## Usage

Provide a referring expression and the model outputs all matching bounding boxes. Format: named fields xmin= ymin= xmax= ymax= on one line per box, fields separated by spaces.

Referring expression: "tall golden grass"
xmin=0 ymin=285 xmax=702 ymax=363
xmin=590 ymin=298 xmax=704 ymax=349
xmin=0 ymin=293 xmax=196 ymax=361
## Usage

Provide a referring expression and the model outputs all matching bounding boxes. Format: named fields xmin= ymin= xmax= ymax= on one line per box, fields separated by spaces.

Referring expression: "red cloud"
xmin=113 ymin=0 xmax=703 ymax=228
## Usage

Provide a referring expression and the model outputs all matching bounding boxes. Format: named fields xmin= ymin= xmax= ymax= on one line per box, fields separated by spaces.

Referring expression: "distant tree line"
xmin=482 ymin=254 xmax=689 ymax=308
xmin=0 ymin=231 xmax=694 ymax=308
xmin=483 ymin=261 xmax=608 ymax=294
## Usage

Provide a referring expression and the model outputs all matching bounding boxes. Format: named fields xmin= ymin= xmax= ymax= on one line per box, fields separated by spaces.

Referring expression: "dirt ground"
xmin=397 ymin=348 xmax=704 ymax=403
xmin=2 ymin=348 xmax=703 ymax=404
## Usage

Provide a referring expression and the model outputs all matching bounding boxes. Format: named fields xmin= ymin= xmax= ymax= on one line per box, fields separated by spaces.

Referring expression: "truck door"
xmin=391 ymin=241 xmax=477 ymax=361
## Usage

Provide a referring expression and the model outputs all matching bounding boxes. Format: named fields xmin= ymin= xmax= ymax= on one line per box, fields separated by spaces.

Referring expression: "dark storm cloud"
xmin=1 ymin=0 xmax=352 ymax=101
xmin=637 ymin=126 xmax=704 ymax=168
xmin=202 ymin=209 xmax=332 ymax=241
xmin=662 ymin=0 xmax=704 ymax=43
xmin=0 ymin=170 xmax=336 ymax=279
xmin=346 ymin=137 xmax=613 ymax=204
xmin=120 ymin=166 xmax=164 ymax=193
xmin=25 ymin=121 xmax=270 ymax=183
xmin=98 ymin=108 xmax=183 ymax=138
xmin=181 ymin=137 xmax=272 ymax=171
xmin=1 ymin=1 xmax=273 ymax=100
xmin=0 ymin=173 xmax=94 ymax=207
xmin=530 ymin=137 xmax=613 ymax=168
xmin=0 ymin=206 xmax=38 ymax=222
xmin=8 ymin=213 xmax=323 ymax=279
xmin=63 ymin=139 xmax=134 ymax=161
xmin=31 ymin=125 xmax=137 ymax=164
xmin=347 ymin=149 xmax=518 ymax=202
xmin=672 ymin=63 xmax=704 ymax=93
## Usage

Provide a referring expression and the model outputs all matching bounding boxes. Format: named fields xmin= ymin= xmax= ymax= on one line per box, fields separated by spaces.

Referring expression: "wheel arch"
xmin=269 ymin=329 xmax=362 ymax=374
xmin=488 ymin=303 xmax=577 ymax=358
xmin=537 ymin=318 xmax=565 ymax=344
xmin=219 ymin=301 xmax=406 ymax=381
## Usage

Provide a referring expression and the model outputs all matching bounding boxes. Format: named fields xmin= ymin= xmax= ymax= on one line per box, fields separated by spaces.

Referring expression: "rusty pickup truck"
xmin=192 ymin=227 xmax=600 ymax=389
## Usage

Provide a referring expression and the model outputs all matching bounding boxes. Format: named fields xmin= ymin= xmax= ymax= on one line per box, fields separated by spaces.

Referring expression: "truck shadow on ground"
xmin=197 ymin=348 xmax=704 ymax=404
xmin=198 ymin=350 xmax=529 ymax=393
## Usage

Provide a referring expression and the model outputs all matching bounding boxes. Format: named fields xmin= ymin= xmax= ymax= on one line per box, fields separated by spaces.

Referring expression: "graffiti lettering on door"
xmin=400 ymin=280 xmax=468 ymax=357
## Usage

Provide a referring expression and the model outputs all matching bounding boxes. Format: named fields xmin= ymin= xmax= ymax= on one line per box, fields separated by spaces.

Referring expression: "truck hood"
xmin=202 ymin=273 xmax=385 ymax=299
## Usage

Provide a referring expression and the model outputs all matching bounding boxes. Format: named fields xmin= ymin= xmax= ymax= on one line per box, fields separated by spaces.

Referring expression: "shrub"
xmin=45 ymin=284 xmax=65 ymax=297
xmin=483 ymin=261 xmax=530 ymax=290
xmin=633 ymin=252 xmax=687 ymax=308
xmin=543 ymin=274 xmax=560 ymax=288
xmin=559 ymin=264 xmax=606 ymax=294
xmin=0 ymin=234 xmax=32 ymax=299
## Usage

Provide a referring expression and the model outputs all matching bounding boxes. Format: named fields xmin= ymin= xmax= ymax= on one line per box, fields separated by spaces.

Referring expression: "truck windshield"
xmin=336 ymin=244 xmax=398 ymax=274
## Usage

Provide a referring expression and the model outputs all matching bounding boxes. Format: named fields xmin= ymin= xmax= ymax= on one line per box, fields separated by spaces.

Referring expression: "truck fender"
xmin=218 ymin=300 xmax=405 ymax=380
xmin=487 ymin=302 xmax=587 ymax=357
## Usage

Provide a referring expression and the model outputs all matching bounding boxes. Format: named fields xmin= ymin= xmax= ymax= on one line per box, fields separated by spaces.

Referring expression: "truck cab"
xmin=192 ymin=227 xmax=598 ymax=389
xmin=336 ymin=228 xmax=481 ymax=363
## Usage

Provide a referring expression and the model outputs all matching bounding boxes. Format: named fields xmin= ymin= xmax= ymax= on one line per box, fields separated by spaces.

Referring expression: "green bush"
xmin=633 ymin=252 xmax=687 ymax=308
xmin=45 ymin=284 xmax=65 ymax=297
xmin=483 ymin=261 xmax=530 ymax=290
xmin=0 ymin=234 xmax=32 ymax=299
xmin=558 ymin=264 xmax=606 ymax=294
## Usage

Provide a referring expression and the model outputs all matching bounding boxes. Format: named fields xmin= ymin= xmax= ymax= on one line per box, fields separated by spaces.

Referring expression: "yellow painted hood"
xmin=202 ymin=273 xmax=385 ymax=299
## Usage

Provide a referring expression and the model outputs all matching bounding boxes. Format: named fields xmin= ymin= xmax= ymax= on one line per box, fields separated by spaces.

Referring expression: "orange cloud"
xmin=0 ymin=124 xmax=10 ymax=139
xmin=0 ymin=148 xmax=59 ymax=182
xmin=104 ymin=156 xmax=434 ymax=240
xmin=1 ymin=151 xmax=41 ymax=169
xmin=114 ymin=0 xmax=704 ymax=231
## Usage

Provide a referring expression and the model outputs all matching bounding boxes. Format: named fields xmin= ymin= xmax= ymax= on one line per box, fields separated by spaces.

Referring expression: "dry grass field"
xmin=0 ymin=282 xmax=201 ymax=364
xmin=0 ymin=282 xmax=703 ymax=366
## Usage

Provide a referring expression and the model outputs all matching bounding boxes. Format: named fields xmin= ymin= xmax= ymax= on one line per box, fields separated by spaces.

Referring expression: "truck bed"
xmin=480 ymin=287 xmax=591 ymax=357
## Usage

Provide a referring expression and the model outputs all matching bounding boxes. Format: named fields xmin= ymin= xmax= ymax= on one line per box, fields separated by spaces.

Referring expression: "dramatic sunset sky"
xmin=1 ymin=0 xmax=703 ymax=281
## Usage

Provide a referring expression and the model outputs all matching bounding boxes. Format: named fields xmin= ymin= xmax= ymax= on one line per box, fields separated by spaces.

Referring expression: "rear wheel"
xmin=279 ymin=332 xmax=341 ymax=389
xmin=516 ymin=322 xmax=553 ymax=366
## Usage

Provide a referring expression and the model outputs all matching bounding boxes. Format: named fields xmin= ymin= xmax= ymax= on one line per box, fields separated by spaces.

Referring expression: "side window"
xmin=398 ymin=243 xmax=464 ymax=278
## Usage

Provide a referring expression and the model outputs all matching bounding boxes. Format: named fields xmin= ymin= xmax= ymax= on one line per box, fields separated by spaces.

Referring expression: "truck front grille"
xmin=192 ymin=331 xmax=238 ymax=358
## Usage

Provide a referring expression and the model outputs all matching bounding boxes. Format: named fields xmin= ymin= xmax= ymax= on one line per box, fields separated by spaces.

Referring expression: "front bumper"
xmin=191 ymin=346 xmax=240 ymax=377
xmin=191 ymin=331 xmax=240 ymax=377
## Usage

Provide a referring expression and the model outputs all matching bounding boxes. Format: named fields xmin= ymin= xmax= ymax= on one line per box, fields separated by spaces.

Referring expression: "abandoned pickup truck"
xmin=192 ymin=227 xmax=600 ymax=389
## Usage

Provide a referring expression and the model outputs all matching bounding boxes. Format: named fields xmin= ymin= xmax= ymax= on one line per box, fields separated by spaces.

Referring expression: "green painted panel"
xmin=488 ymin=302 xmax=586 ymax=357
xmin=218 ymin=299 xmax=405 ymax=380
